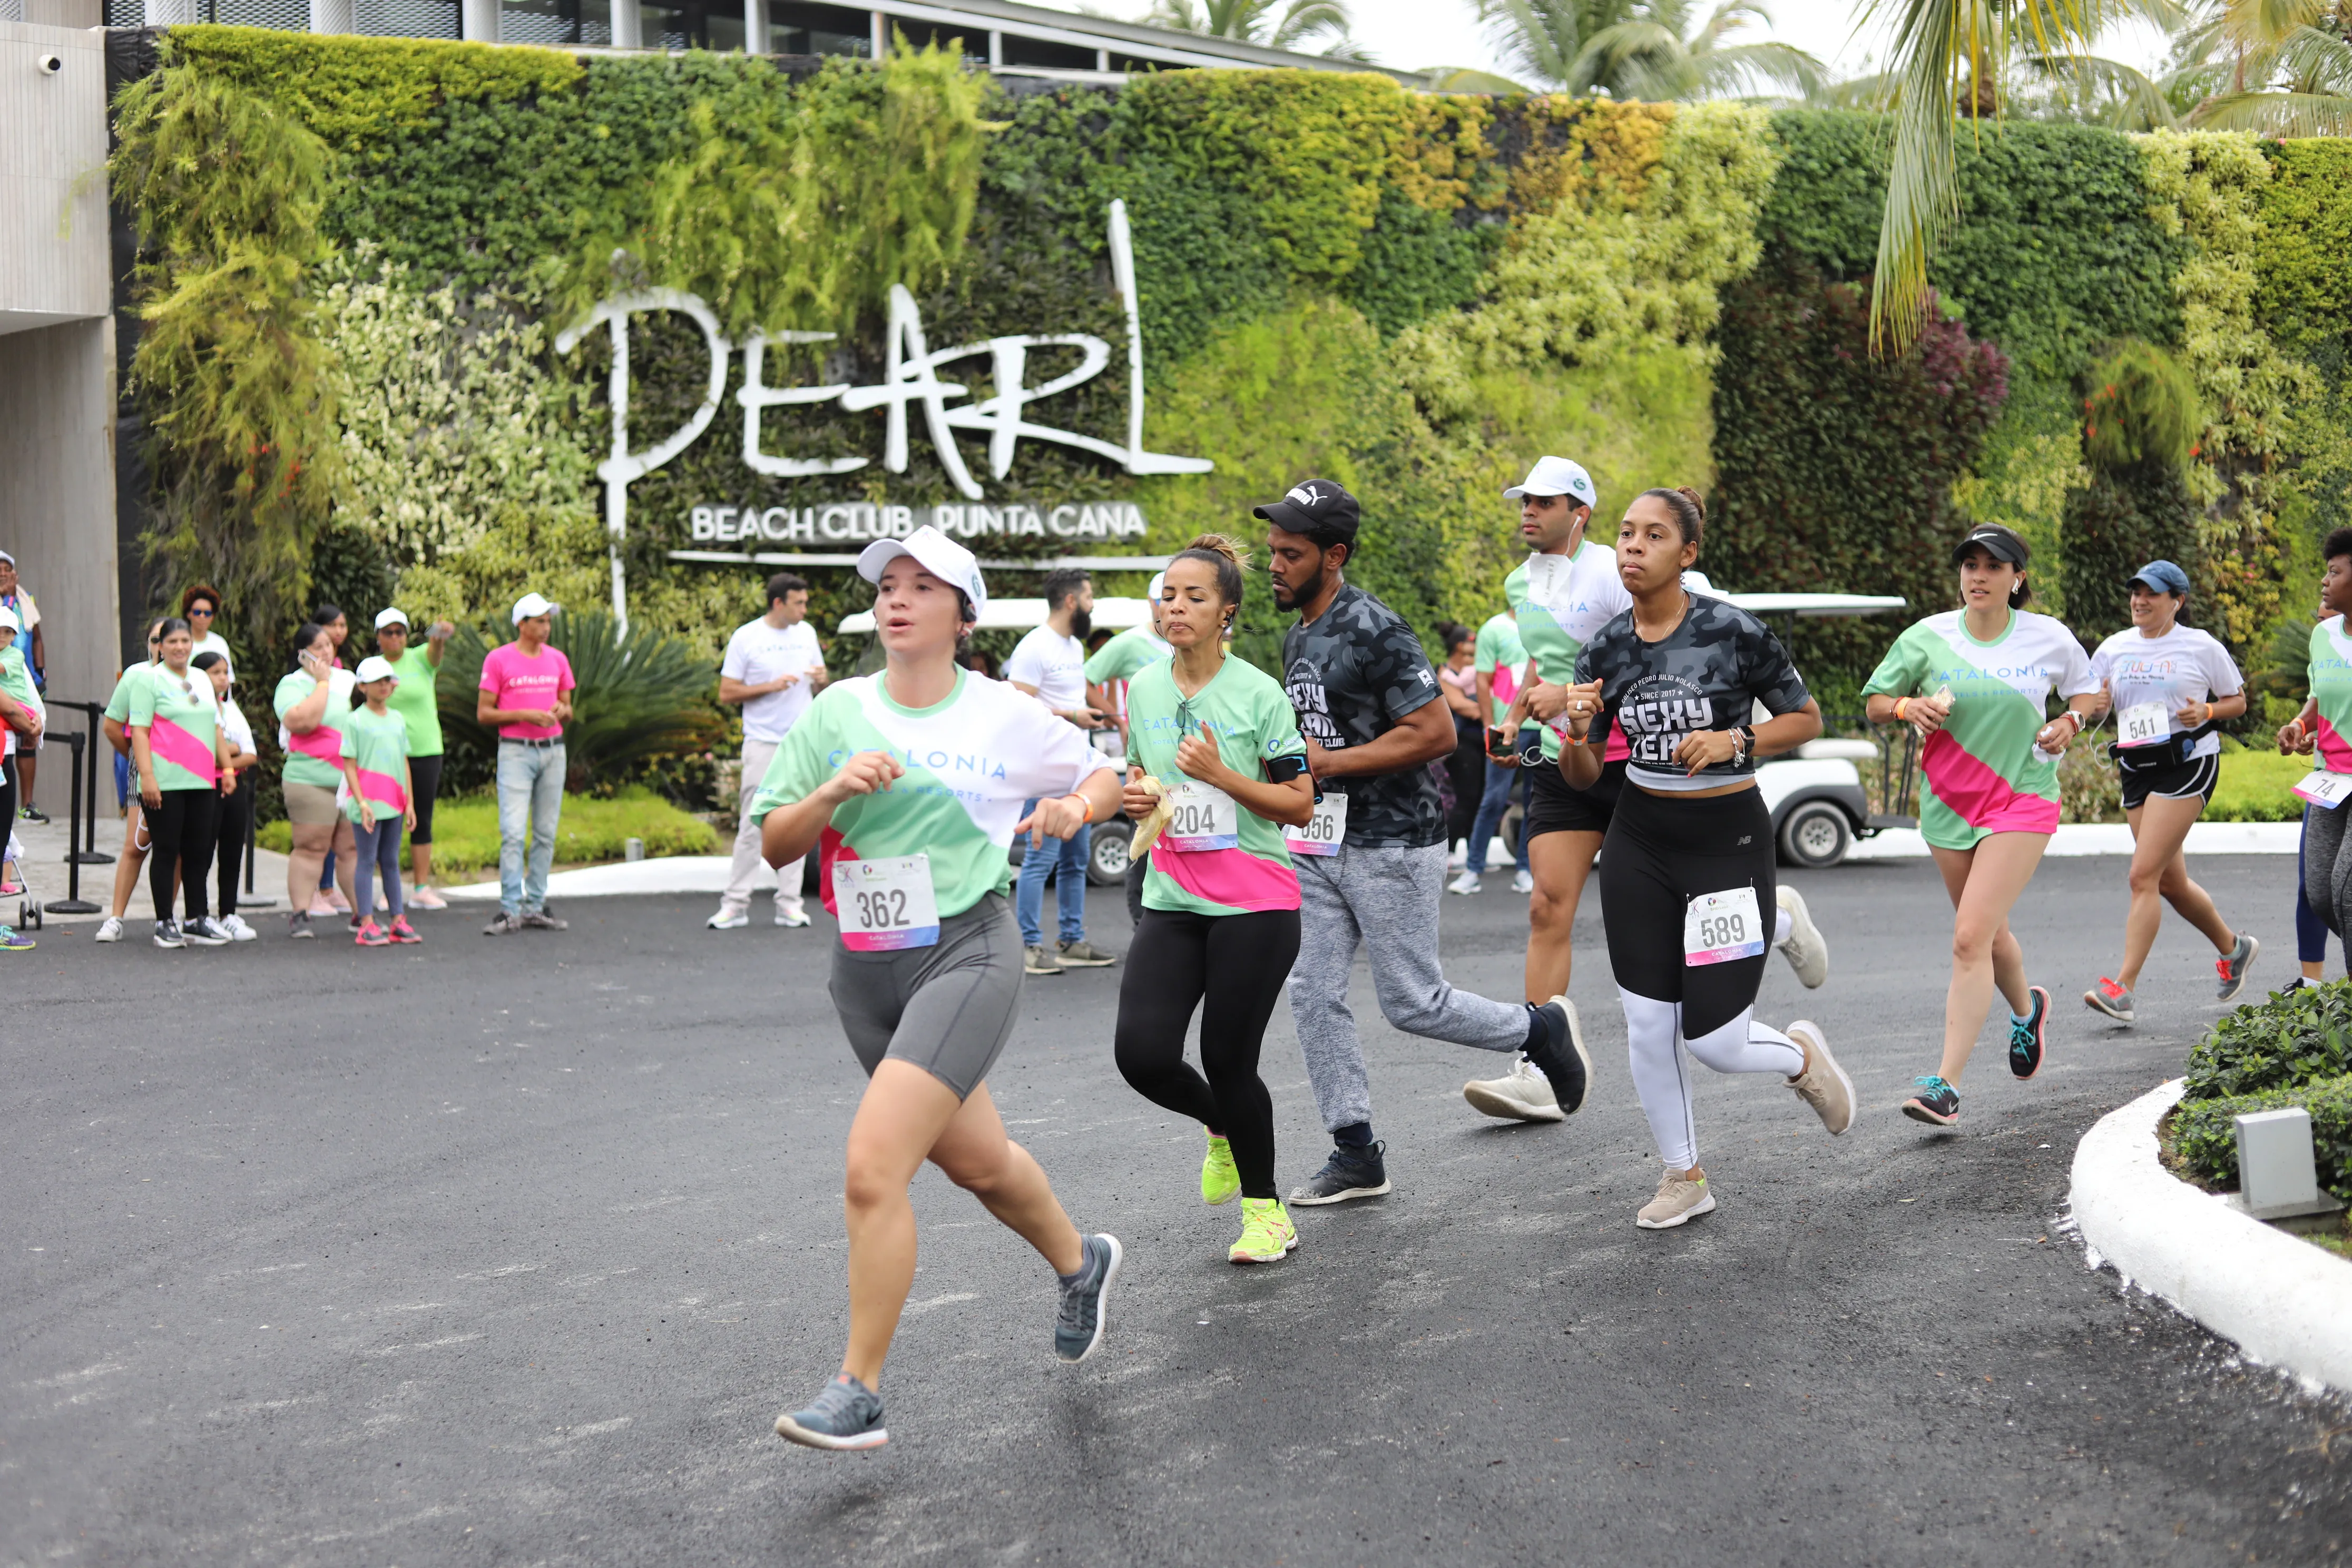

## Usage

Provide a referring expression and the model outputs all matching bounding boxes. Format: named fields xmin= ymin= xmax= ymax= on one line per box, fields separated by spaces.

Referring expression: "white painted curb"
xmin=2070 ymin=1077 xmax=2352 ymax=1392
xmin=1848 ymin=820 xmax=2299 ymax=860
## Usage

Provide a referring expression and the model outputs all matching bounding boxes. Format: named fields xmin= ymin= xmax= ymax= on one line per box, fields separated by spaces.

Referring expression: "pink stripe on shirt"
xmin=358 ymin=767 xmax=408 ymax=812
xmin=145 ymin=716 xmax=217 ymax=782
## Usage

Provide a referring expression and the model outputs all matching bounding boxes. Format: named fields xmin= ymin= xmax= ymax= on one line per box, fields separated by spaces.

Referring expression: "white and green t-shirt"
xmin=1084 ymin=624 xmax=1171 ymax=687
xmin=750 ymin=668 xmax=1116 ymax=926
xmin=274 ymin=668 xmax=356 ymax=789
xmin=128 ymin=664 xmax=221 ymax=790
xmin=343 ymin=706 xmax=411 ymax=821
xmin=1125 ymin=654 xmax=1307 ymax=916
xmin=1506 ymin=541 xmax=1631 ymax=760
xmin=2089 ymin=624 xmax=2242 ymax=761
xmin=2308 ymin=616 xmax=2352 ymax=774
xmin=1863 ymin=608 xmax=2097 ymax=849
xmin=102 ymin=662 xmax=154 ymax=726
xmin=1473 ymin=611 xmax=1528 ymax=728
xmin=0 ymin=644 xmax=40 ymax=760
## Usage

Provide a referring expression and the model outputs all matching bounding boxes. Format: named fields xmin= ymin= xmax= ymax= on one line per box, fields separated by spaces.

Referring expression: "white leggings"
xmin=1620 ymin=989 xmax=1804 ymax=1172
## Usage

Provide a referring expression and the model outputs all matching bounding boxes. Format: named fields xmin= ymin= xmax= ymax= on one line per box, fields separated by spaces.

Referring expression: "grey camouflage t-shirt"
xmin=1572 ymin=593 xmax=1810 ymax=791
xmin=1282 ymin=583 xmax=1446 ymax=848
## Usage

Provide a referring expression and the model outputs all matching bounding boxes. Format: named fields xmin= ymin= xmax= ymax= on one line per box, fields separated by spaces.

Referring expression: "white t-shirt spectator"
xmin=218 ymin=697 xmax=256 ymax=759
xmin=192 ymin=630 xmax=235 ymax=680
xmin=722 ymin=614 xmax=825 ymax=744
xmin=1004 ymin=625 xmax=1087 ymax=716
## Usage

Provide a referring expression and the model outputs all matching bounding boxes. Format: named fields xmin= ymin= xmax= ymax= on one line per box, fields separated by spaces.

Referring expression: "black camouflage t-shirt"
xmin=1572 ymin=593 xmax=1810 ymax=791
xmin=1282 ymin=583 xmax=1446 ymax=848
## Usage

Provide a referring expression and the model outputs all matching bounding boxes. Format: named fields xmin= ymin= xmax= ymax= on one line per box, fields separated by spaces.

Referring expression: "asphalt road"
xmin=6 ymin=855 xmax=2351 ymax=1566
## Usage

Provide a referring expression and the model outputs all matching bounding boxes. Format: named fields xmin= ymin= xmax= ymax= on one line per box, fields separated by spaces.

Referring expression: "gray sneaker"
xmin=1055 ymin=939 xmax=1116 ymax=968
xmin=181 ymin=916 xmax=232 ymax=948
xmin=773 ymin=1374 xmax=887 ymax=1451
xmin=483 ymin=911 xmax=523 ymax=935
xmin=2217 ymin=933 xmax=2260 ymax=1002
xmin=152 ymin=918 xmax=184 ymax=950
xmin=287 ymin=912 xmax=314 ymax=940
xmin=1053 ymin=1233 xmax=1122 ymax=1363
xmin=1024 ymin=944 xmax=1064 ymax=976
xmin=521 ymin=909 xmax=568 ymax=930
xmin=1288 ymin=1141 xmax=1391 ymax=1206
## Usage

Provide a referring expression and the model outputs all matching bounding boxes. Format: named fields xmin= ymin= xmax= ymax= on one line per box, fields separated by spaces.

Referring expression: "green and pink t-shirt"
xmin=1507 ymin=541 xmax=1631 ymax=761
xmin=749 ymin=668 xmax=1117 ymax=934
xmin=1863 ymin=608 xmax=2097 ymax=849
xmin=1125 ymin=654 xmax=1307 ymax=917
xmin=1473 ymin=611 xmax=1528 ymax=728
xmin=274 ymin=668 xmax=356 ymax=788
xmin=127 ymin=664 xmax=221 ymax=790
xmin=2307 ymin=616 xmax=2352 ymax=774
xmin=342 ymin=706 xmax=411 ymax=820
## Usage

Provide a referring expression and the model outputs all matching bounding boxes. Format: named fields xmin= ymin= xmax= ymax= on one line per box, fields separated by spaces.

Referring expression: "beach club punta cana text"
xmin=557 ymin=199 xmax=1206 ymax=623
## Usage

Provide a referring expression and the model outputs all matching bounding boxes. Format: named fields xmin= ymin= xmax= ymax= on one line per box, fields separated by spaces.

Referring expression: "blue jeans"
xmin=1466 ymin=752 xmax=1534 ymax=875
xmin=1015 ymin=798 xmax=1090 ymax=946
xmin=496 ymin=741 xmax=565 ymax=916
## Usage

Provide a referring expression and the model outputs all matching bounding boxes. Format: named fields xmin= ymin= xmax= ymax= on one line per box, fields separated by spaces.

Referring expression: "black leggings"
xmin=214 ymin=777 xmax=251 ymax=917
xmin=409 ymin=754 xmax=443 ymax=846
xmin=0 ymin=754 xmax=16 ymax=852
xmin=1113 ymin=906 xmax=1301 ymax=1202
xmin=148 ymin=787 xmax=219 ymax=923
xmin=1598 ymin=782 xmax=1776 ymax=1036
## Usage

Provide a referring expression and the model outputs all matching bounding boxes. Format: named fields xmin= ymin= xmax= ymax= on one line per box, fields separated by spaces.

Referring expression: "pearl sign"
xmin=555 ymin=199 xmax=1207 ymax=628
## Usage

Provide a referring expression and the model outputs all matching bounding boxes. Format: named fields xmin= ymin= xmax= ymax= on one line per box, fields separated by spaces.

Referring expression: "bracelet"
xmin=1894 ymin=697 xmax=1910 ymax=722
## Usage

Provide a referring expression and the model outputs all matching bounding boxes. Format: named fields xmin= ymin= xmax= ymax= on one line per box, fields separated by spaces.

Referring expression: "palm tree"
xmin=2172 ymin=0 xmax=2352 ymax=133
xmin=1477 ymin=0 xmax=1825 ymax=96
xmin=1140 ymin=0 xmax=1369 ymax=57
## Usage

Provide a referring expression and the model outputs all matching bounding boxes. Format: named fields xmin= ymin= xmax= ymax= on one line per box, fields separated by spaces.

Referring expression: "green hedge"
xmin=2182 ymin=979 xmax=2352 ymax=1103
xmin=2169 ymin=1073 xmax=2352 ymax=1201
xmin=257 ymin=785 xmax=718 ymax=873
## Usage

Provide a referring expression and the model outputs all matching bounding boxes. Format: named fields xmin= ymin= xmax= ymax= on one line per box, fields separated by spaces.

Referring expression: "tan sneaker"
xmin=1636 ymin=1167 xmax=1716 ymax=1230
xmin=1784 ymin=1020 xmax=1854 ymax=1136
xmin=1463 ymin=1053 xmax=1565 ymax=1122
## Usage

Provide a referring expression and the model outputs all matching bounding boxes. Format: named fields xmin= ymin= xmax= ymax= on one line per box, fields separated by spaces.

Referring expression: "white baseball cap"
xmin=1145 ymin=572 xmax=1166 ymax=601
xmin=856 ymin=526 xmax=987 ymax=619
xmin=511 ymin=592 xmax=558 ymax=624
xmin=0 ymin=605 xmax=17 ymax=633
xmin=375 ymin=606 xmax=410 ymax=630
xmin=1503 ymin=456 xmax=1599 ymax=509
xmin=355 ymin=655 xmax=398 ymax=683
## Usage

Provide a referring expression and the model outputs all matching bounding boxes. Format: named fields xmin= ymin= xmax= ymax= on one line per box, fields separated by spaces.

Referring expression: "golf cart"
xmin=835 ymin=595 xmax=1157 ymax=887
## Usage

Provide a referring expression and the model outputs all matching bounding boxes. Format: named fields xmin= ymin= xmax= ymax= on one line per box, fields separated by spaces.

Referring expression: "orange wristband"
xmin=1895 ymin=697 xmax=1910 ymax=722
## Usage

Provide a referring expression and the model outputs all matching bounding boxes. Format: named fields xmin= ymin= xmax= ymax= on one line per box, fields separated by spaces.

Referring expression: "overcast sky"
xmin=1057 ymin=1 xmax=2173 ymax=84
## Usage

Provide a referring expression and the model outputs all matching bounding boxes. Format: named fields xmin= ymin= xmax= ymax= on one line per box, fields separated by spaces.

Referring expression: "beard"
xmin=1271 ymin=562 xmax=1325 ymax=611
xmin=1069 ymin=605 xmax=1093 ymax=641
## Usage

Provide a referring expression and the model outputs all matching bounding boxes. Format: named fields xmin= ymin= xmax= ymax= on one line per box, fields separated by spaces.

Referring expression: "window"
xmin=642 ymin=0 xmax=746 ymax=51
xmin=769 ymin=0 xmax=869 ymax=55
xmin=997 ymin=33 xmax=1096 ymax=71
xmin=886 ymin=19 xmax=984 ymax=67
xmin=501 ymin=0 xmax=612 ymax=44
xmin=356 ymin=0 xmax=460 ymax=34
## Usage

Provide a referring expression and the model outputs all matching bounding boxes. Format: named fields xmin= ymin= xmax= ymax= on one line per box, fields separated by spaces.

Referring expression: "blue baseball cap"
xmin=2127 ymin=560 xmax=2191 ymax=597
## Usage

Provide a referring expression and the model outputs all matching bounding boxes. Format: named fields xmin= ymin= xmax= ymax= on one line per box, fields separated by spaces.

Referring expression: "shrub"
xmin=2181 ymin=978 xmax=2352 ymax=1103
xmin=2167 ymin=1072 xmax=2352 ymax=1201
xmin=259 ymin=785 xmax=717 ymax=872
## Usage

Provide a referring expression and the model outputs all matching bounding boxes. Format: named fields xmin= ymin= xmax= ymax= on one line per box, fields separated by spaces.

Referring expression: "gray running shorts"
xmin=828 ymin=893 xmax=1025 ymax=1099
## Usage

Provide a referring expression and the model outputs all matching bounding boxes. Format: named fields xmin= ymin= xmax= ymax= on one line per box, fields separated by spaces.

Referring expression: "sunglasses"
xmin=189 ymin=606 xmax=215 ymax=618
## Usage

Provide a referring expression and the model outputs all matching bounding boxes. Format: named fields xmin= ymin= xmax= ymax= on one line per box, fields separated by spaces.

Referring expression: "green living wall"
xmin=110 ymin=26 xmax=2352 ymax=746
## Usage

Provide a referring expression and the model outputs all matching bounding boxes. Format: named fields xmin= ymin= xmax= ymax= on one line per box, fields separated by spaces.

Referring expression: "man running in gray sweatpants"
xmin=1257 ymin=479 xmax=1590 ymax=1205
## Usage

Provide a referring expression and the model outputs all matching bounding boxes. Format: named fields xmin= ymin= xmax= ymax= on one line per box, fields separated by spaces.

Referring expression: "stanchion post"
xmin=71 ymin=700 xmax=111 ymax=866
xmin=44 ymin=731 xmax=100 ymax=915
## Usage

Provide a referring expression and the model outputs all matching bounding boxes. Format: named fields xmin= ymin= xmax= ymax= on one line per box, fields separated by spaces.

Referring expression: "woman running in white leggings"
xmin=1556 ymin=487 xmax=1855 ymax=1230
xmin=754 ymin=527 xmax=1125 ymax=1452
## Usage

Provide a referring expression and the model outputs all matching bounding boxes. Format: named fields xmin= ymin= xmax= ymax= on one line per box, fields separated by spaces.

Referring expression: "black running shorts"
xmin=1525 ymin=756 xmax=1624 ymax=840
xmin=2118 ymin=751 xmax=2219 ymax=812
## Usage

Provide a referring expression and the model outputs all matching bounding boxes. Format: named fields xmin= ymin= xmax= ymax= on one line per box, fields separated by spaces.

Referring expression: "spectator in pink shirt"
xmin=476 ymin=593 xmax=574 ymax=935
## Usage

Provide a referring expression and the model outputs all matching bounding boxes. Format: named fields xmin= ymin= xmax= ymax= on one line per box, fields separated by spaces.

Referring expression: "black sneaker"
xmin=773 ymin=1374 xmax=887 ymax=1451
xmin=1902 ymin=1075 xmax=1961 ymax=1127
xmin=1053 ymin=1233 xmax=1122 ymax=1363
xmin=19 ymin=805 xmax=47 ymax=825
xmin=2008 ymin=985 xmax=2050 ymax=1079
xmin=152 ymin=918 xmax=184 ymax=950
xmin=1287 ymin=1141 xmax=1391 ymax=1206
xmin=1522 ymin=995 xmax=1592 ymax=1114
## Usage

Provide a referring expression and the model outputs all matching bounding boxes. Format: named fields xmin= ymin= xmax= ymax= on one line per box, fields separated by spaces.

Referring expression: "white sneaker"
xmin=220 ymin=913 xmax=259 ymax=942
xmin=1447 ymin=841 xmax=1469 ymax=870
xmin=1511 ymin=869 xmax=1535 ymax=895
xmin=775 ymin=906 xmax=811 ymax=928
xmin=1775 ymin=885 xmax=1828 ymax=989
xmin=1463 ymin=1051 xmax=1569 ymax=1124
xmin=182 ymin=916 xmax=232 ymax=947
xmin=1783 ymin=1020 xmax=1854 ymax=1135
xmin=707 ymin=908 xmax=749 ymax=930
xmin=1446 ymin=870 xmax=1483 ymax=896
xmin=407 ymin=887 xmax=448 ymax=911
xmin=94 ymin=916 xmax=124 ymax=943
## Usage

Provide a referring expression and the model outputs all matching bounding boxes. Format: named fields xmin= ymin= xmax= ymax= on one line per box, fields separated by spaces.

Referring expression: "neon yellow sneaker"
xmin=1228 ymin=1197 xmax=1298 ymax=1264
xmin=1200 ymin=1132 xmax=1240 ymax=1206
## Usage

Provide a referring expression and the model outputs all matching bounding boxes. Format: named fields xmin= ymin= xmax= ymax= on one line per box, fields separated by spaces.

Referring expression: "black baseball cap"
xmin=1951 ymin=524 xmax=2030 ymax=568
xmin=1253 ymin=478 xmax=1361 ymax=547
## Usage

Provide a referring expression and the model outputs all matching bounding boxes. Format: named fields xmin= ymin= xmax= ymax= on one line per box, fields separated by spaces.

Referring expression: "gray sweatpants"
xmin=1289 ymin=841 xmax=1528 ymax=1133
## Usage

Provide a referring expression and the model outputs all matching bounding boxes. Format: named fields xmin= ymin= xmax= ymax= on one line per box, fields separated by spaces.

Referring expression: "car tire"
xmin=1778 ymin=800 xmax=1852 ymax=869
xmin=1088 ymin=819 xmax=1133 ymax=886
